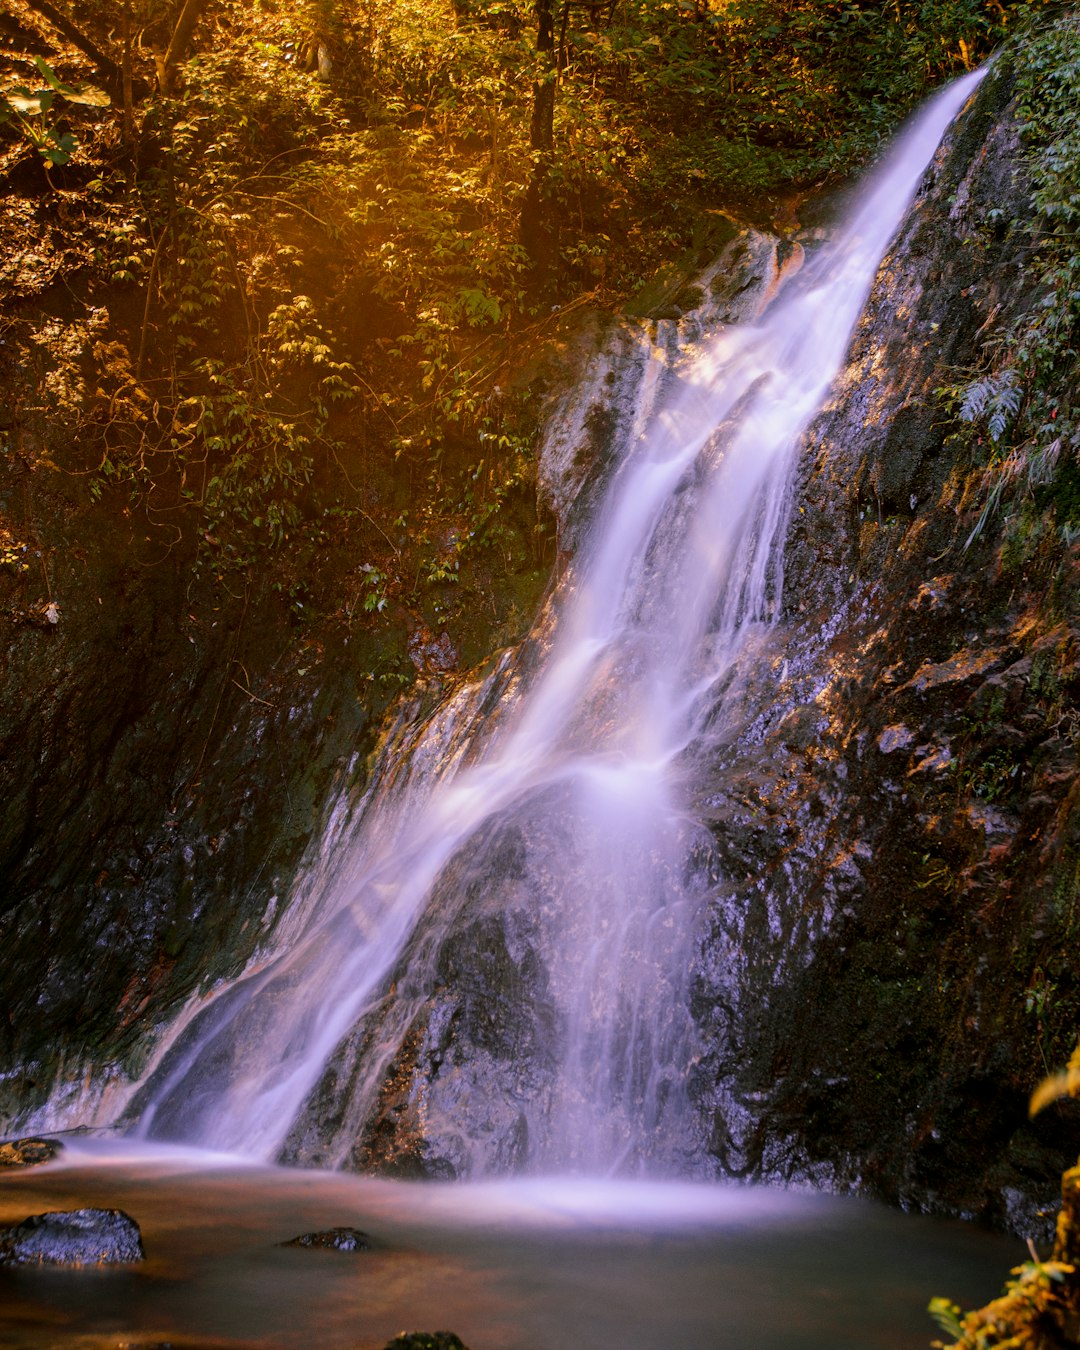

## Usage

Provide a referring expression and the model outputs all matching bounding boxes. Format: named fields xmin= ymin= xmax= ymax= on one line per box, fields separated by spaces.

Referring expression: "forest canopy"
xmin=0 ymin=0 xmax=1060 ymax=625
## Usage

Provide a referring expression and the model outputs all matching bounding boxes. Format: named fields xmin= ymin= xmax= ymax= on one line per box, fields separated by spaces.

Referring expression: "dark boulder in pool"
xmin=0 ymin=1207 xmax=144 ymax=1265
xmin=281 ymin=1226 xmax=372 ymax=1251
xmin=383 ymin=1335 xmax=470 ymax=1350
xmin=0 ymin=1136 xmax=63 ymax=1168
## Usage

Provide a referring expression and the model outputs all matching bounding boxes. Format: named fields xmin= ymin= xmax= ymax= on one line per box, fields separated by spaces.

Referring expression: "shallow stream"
xmin=0 ymin=1141 xmax=1017 ymax=1349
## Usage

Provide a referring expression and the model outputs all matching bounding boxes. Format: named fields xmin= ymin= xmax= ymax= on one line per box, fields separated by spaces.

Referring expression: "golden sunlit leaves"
xmin=1030 ymin=1040 xmax=1080 ymax=1119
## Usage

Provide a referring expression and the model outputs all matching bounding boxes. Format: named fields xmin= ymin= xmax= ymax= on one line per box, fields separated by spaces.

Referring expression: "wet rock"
xmin=284 ymin=814 xmax=560 ymax=1180
xmin=900 ymin=644 xmax=1013 ymax=695
xmin=408 ymin=626 xmax=458 ymax=675
xmin=877 ymin=723 xmax=913 ymax=754
xmin=280 ymin=1226 xmax=371 ymax=1252
xmin=538 ymin=231 xmax=784 ymax=556
xmin=383 ymin=1335 xmax=470 ymax=1350
xmin=0 ymin=460 xmax=383 ymax=1133
xmin=0 ymin=1207 xmax=144 ymax=1265
xmin=211 ymin=58 xmax=1080 ymax=1237
xmin=908 ymin=742 xmax=953 ymax=776
xmin=348 ymin=859 xmax=559 ymax=1180
xmin=0 ymin=1135 xmax=63 ymax=1168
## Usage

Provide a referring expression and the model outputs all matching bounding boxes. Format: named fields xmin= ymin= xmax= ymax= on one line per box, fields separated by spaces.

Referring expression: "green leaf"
xmin=32 ymin=56 xmax=71 ymax=94
xmin=32 ymin=56 xmax=110 ymax=106
xmin=927 ymin=1296 xmax=965 ymax=1340
xmin=5 ymin=87 xmax=52 ymax=115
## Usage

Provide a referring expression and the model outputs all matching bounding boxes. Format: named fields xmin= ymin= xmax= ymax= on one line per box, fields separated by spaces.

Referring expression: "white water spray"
xmin=133 ymin=69 xmax=984 ymax=1171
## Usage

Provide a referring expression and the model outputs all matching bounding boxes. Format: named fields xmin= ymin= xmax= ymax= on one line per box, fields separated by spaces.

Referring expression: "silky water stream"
xmin=1 ymin=69 xmax=1024 ymax=1349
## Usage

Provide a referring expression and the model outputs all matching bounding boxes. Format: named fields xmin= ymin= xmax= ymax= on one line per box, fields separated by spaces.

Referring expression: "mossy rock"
xmin=0 ymin=1137 xmax=63 ymax=1168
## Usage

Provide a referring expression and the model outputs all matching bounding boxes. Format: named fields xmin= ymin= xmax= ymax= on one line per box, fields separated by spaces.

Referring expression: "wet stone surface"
xmin=683 ymin=60 xmax=1080 ymax=1233
xmin=0 ymin=1136 xmax=63 ymax=1168
xmin=0 ymin=1206 xmax=145 ymax=1265
xmin=334 ymin=60 xmax=1080 ymax=1235
xmin=280 ymin=1226 xmax=372 ymax=1252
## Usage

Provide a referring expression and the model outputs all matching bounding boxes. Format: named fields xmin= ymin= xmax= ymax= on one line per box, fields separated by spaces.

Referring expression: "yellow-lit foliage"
xmin=929 ymin=1042 xmax=1080 ymax=1349
xmin=1030 ymin=1040 xmax=1080 ymax=1120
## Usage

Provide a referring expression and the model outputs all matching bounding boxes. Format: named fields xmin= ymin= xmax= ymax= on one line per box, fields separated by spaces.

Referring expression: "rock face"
xmin=684 ymin=60 xmax=1080 ymax=1229
xmin=279 ymin=811 xmax=562 ymax=1179
xmin=0 ymin=1207 xmax=144 ymax=1265
xmin=0 ymin=47 xmax=1076 ymax=1240
xmin=279 ymin=230 xmax=820 ymax=1184
xmin=0 ymin=490 xmax=384 ymax=1134
xmin=349 ymin=899 xmax=559 ymax=1180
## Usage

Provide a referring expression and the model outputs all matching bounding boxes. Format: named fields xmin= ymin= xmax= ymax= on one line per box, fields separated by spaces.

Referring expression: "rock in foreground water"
xmin=0 ymin=1136 xmax=63 ymax=1168
xmin=281 ymin=1226 xmax=372 ymax=1251
xmin=0 ymin=1207 xmax=144 ymax=1265
xmin=383 ymin=1335 xmax=470 ymax=1350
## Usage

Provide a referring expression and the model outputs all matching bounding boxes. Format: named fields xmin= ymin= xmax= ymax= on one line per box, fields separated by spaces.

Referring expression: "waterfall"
xmin=131 ymin=69 xmax=985 ymax=1173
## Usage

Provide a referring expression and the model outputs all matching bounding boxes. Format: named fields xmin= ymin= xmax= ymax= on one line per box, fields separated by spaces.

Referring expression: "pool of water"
xmin=0 ymin=1140 xmax=1016 ymax=1349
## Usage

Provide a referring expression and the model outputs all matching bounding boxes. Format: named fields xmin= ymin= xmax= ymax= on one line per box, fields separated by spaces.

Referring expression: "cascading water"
xmin=130 ymin=68 xmax=985 ymax=1174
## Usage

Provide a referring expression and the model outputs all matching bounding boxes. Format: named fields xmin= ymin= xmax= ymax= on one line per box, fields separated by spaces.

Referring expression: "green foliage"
xmin=929 ymin=1256 xmax=1076 ymax=1349
xmin=0 ymin=57 xmax=108 ymax=167
xmin=40 ymin=0 xmax=1045 ymax=607
xmin=954 ymin=746 xmax=1022 ymax=801
xmin=79 ymin=0 xmax=549 ymax=596
xmin=358 ymin=563 xmax=390 ymax=612
xmin=532 ymin=0 xmax=1019 ymax=219
xmin=960 ymin=370 xmax=1023 ymax=444
xmin=946 ymin=11 xmax=1080 ymax=546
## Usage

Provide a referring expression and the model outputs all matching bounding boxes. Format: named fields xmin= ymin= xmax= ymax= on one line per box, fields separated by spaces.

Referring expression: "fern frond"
xmin=959 ymin=369 xmax=1021 ymax=443
xmin=959 ymin=378 xmax=994 ymax=423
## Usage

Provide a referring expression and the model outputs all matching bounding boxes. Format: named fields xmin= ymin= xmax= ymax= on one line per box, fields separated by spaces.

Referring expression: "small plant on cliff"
xmin=959 ymin=370 xmax=1023 ymax=446
xmin=0 ymin=528 xmax=31 ymax=574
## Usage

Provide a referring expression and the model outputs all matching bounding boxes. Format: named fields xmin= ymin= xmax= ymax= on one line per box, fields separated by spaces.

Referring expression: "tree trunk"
xmin=120 ymin=0 xmax=135 ymax=144
xmin=156 ymin=0 xmax=213 ymax=95
xmin=520 ymin=0 xmax=558 ymax=270
xmin=528 ymin=0 xmax=556 ymax=154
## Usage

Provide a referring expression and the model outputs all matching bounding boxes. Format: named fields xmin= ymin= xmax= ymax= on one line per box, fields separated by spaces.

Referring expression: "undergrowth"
xmin=0 ymin=0 xmax=1051 ymax=613
xmin=929 ymin=1043 xmax=1080 ymax=1349
xmin=943 ymin=8 xmax=1080 ymax=550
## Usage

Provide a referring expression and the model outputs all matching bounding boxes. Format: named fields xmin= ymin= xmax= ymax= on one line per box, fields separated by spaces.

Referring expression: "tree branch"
xmin=20 ymin=0 xmax=125 ymax=98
